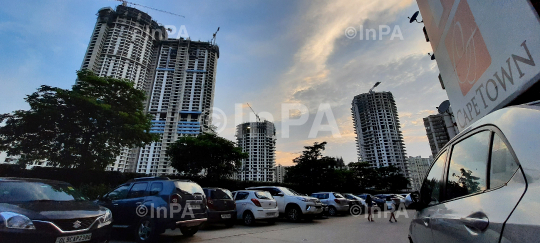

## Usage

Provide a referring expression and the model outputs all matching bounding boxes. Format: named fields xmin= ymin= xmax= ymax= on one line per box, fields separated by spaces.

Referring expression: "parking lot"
xmin=110 ymin=210 xmax=414 ymax=243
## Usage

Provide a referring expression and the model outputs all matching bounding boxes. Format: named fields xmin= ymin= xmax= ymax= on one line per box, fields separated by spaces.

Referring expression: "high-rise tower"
xmin=235 ymin=121 xmax=276 ymax=182
xmin=351 ymin=91 xmax=408 ymax=176
xmin=80 ymin=5 xmax=219 ymax=174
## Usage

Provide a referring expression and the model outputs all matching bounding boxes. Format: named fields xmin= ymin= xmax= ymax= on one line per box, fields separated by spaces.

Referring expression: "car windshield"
xmin=280 ymin=187 xmax=302 ymax=196
xmin=255 ymin=191 xmax=273 ymax=199
xmin=211 ymin=189 xmax=232 ymax=199
xmin=334 ymin=193 xmax=344 ymax=198
xmin=175 ymin=181 xmax=204 ymax=195
xmin=0 ymin=181 xmax=88 ymax=203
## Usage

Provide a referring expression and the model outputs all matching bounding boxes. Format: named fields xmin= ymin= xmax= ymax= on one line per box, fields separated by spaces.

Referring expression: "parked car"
xmin=231 ymin=190 xmax=278 ymax=225
xmin=0 ymin=177 xmax=112 ymax=243
xmin=316 ymin=203 xmax=329 ymax=218
xmin=356 ymin=194 xmax=384 ymax=208
xmin=409 ymin=104 xmax=540 ymax=243
xmin=202 ymin=188 xmax=236 ymax=227
xmin=375 ymin=194 xmax=406 ymax=208
xmin=246 ymin=186 xmax=322 ymax=222
xmin=342 ymin=193 xmax=367 ymax=213
xmin=97 ymin=177 xmax=207 ymax=242
xmin=311 ymin=192 xmax=349 ymax=216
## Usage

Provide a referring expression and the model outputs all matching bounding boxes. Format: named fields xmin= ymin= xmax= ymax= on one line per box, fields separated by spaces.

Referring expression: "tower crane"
xmin=113 ymin=0 xmax=185 ymax=18
xmin=247 ymin=103 xmax=261 ymax=122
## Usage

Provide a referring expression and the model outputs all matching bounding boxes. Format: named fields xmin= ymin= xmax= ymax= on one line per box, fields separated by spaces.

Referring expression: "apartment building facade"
xmin=351 ymin=91 xmax=408 ymax=176
xmin=236 ymin=121 xmax=276 ymax=182
xmin=406 ymin=155 xmax=432 ymax=191
xmin=275 ymin=164 xmax=288 ymax=183
xmin=423 ymin=111 xmax=458 ymax=157
xmin=80 ymin=5 xmax=219 ymax=174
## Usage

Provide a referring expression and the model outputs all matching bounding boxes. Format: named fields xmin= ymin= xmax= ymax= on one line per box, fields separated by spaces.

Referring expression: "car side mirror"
xmin=276 ymin=193 xmax=284 ymax=197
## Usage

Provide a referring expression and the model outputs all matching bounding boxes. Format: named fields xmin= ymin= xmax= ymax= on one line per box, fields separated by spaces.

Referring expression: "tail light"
xmin=170 ymin=194 xmax=181 ymax=204
xmin=251 ymin=198 xmax=262 ymax=207
xmin=334 ymin=199 xmax=340 ymax=204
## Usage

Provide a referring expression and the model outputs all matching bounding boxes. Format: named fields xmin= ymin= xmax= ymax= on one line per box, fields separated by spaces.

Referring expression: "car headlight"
xmin=97 ymin=209 xmax=112 ymax=228
xmin=296 ymin=197 xmax=308 ymax=202
xmin=0 ymin=212 xmax=36 ymax=230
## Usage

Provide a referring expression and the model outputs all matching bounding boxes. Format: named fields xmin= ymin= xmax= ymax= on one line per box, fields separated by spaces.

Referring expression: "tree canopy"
xmin=166 ymin=133 xmax=247 ymax=179
xmin=0 ymin=70 xmax=157 ymax=170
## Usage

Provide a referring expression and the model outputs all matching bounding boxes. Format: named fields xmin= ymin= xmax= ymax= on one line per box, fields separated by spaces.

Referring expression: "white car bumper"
xmin=302 ymin=204 xmax=324 ymax=214
xmin=252 ymin=208 xmax=279 ymax=219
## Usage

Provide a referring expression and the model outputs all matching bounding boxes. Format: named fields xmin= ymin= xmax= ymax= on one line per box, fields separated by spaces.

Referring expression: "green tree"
xmin=284 ymin=142 xmax=341 ymax=190
xmin=348 ymin=162 xmax=378 ymax=190
xmin=166 ymin=133 xmax=247 ymax=179
xmin=375 ymin=165 xmax=410 ymax=191
xmin=0 ymin=70 xmax=157 ymax=170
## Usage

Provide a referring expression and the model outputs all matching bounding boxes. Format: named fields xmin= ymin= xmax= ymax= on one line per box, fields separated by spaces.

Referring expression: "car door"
xmin=430 ymin=129 xmax=526 ymax=242
xmin=100 ymin=184 xmax=131 ymax=225
xmin=122 ymin=182 xmax=148 ymax=223
xmin=410 ymin=149 xmax=448 ymax=243
xmin=265 ymin=188 xmax=285 ymax=213
xmin=234 ymin=192 xmax=250 ymax=219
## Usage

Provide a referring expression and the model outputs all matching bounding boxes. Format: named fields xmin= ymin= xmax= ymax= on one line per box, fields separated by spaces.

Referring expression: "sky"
xmin=0 ymin=0 xmax=448 ymax=166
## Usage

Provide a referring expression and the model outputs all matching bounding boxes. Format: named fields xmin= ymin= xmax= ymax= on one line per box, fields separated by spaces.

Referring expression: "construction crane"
xmin=369 ymin=82 xmax=381 ymax=93
xmin=114 ymin=0 xmax=185 ymax=18
xmin=212 ymin=27 xmax=220 ymax=45
xmin=247 ymin=103 xmax=261 ymax=122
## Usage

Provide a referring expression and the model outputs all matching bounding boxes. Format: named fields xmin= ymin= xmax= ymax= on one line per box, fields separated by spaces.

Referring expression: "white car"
xmin=232 ymin=190 xmax=279 ymax=226
xmin=247 ymin=186 xmax=323 ymax=222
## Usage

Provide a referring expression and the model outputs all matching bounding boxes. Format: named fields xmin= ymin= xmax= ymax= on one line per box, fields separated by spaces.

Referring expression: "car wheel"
xmin=134 ymin=217 xmax=157 ymax=243
xmin=180 ymin=226 xmax=199 ymax=237
xmin=328 ymin=206 xmax=337 ymax=216
xmin=286 ymin=206 xmax=302 ymax=222
xmin=243 ymin=211 xmax=255 ymax=226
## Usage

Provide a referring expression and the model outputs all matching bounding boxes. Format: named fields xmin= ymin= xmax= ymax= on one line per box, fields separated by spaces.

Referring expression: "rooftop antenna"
xmin=369 ymin=82 xmax=381 ymax=93
xmin=247 ymin=103 xmax=261 ymax=122
xmin=212 ymin=27 xmax=220 ymax=45
xmin=114 ymin=0 xmax=185 ymax=18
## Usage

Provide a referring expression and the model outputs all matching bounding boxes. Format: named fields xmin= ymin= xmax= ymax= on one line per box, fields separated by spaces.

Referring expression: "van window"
xmin=150 ymin=182 xmax=163 ymax=194
xmin=490 ymin=133 xmax=519 ymax=188
xmin=446 ymin=131 xmax=490 ymax=201
xmin=420 ymin=150 xmax=447 ymax=206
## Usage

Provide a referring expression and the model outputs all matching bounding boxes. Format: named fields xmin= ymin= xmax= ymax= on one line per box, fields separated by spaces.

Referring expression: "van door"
xmin=430 ymin=130 xmax=526 ymax=242
xmin=410 ymin=150 xmax=448 ymax=243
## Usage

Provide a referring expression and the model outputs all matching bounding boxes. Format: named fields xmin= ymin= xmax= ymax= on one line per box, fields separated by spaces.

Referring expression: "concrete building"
xmin=275 ymin=164 xmax=288 ymax=183
xmin=135 ymin=39 xmax=219 ymax=175
xmin=423 ymin=110 xmax=458 ymax=157
xmin=236 ymin=121 xmax=276 ymax=182
xmin=80 ymin=5 xmax=219 ymax=175
xmin=406 ymin=156 xmax=433 ymax=191
xmin=351 ymin=91 xmax=408 ymax=176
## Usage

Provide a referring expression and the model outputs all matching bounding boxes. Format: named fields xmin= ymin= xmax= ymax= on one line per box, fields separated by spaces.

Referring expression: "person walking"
xmin=387 ymin=196 xmax=397 ymax=223
xmin=366 ymin=195 xmax=374 ymax=222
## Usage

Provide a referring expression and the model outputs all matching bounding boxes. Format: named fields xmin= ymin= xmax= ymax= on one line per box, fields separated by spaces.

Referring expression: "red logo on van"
xmin=444 ymin=0 xmax=491 ymax=96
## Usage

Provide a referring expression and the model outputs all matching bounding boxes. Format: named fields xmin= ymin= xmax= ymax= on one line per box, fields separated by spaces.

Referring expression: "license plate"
xmin=221 ymin=214 xmax=231 ymax=219
xmin=188 ymin=204 xmax=201 ymax=210
xmin=266 ymin=212 xmax=275 ymax=216
xmin=55 ymin=233 xmax=91 ymax=243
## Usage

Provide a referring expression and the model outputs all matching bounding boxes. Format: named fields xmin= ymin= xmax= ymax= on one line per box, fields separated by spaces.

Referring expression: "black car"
xmin=0 ymin=177 xmax=112 ymax=243
xmin=96 ymin=177 xmax=207 ymax=242
xmin=356 ymin=194 xmax=384 ymax=208
xmin=203 ymin=188 xmax=236 ymax=227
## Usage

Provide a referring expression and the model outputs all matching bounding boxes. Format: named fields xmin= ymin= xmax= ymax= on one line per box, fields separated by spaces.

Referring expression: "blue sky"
xmin=0 ymin=0 xmax=448 ymax=166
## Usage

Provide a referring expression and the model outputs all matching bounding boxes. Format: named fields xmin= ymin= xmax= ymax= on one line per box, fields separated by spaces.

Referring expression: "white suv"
xmin=246 ymin=186 xmax=323 ymax=222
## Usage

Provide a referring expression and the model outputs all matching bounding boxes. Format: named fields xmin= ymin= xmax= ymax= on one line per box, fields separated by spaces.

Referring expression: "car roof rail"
xmin=129 ymin=176 xmax=171 ymax=182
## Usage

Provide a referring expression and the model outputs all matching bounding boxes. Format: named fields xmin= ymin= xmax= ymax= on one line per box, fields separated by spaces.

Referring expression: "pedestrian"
xmin=366 ymin=195 xmax=374 ymax=222
xmin=387 ymin=196 xmax=397 ymax=223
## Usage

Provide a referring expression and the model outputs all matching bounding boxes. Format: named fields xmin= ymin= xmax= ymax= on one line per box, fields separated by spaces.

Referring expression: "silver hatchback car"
xmin=311 ymin=192 xmax=350 ymax=216
xmin=408 ymin=103 xmax=540 ymax=243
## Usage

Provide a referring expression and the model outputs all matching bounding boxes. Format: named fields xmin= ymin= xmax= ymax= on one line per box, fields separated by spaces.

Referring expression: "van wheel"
xmin=328 ymin=206 xmax=337 ymax=216
xmin=286 ymin=205 xmax=302 ymax=222
xmin=134 ymin=217 xmax=158 ymax=243
xmin=243 ymin=211 xmax=255 ymax=226
xmin=180 ymin=226 xmax=199 ymax=236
